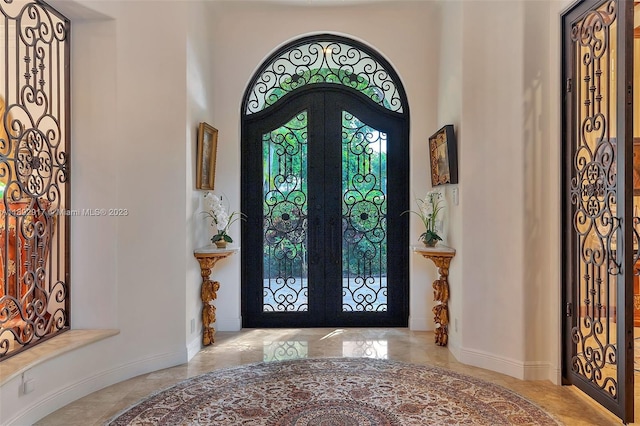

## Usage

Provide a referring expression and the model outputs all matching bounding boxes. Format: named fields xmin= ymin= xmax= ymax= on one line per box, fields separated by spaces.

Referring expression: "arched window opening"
xmin=241 ymin=34 xmax=409 ymax=328
xmin=244 ymin=35 xmax=405 ymax=115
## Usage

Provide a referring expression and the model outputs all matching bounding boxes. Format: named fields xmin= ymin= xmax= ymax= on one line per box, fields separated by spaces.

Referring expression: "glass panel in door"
xmin=262 ymin=112 xmax=308 ymax=312
xmin=341 ymin=111 xmax=388 ymax=312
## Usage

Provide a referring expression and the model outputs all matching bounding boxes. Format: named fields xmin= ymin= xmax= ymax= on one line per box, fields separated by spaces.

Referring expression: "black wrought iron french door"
xmin=562 ymin=0 xmax=634 ymax=422
xmin=242 ymin=87 xmax=408 ymax=327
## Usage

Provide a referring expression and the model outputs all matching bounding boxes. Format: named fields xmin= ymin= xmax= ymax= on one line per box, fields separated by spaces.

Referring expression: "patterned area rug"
xmin=106 ymin=358 xmax=561 ymax=425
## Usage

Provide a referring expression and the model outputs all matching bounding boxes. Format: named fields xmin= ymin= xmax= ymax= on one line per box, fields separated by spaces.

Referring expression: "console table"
xmin=193 ymin=245 xmax=238 ymax=346
xmin=413 ymin=245 xmax=456 ymax=346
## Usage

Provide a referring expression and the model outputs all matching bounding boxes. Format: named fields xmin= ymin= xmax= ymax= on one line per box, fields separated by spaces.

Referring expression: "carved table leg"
xmin=430 ymin=256 xmax=452 ymax=347
xmin=196 ymin=257 xmax=222 ymax=346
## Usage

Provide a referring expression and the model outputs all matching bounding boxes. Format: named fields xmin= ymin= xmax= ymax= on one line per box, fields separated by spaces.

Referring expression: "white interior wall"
xmin=521 ymin=0 xmax=556 ymax=380
xmin=69 ymin=11 xmax=118 ymax=329
xmin=1 ymin=1 xmax=200 ymax=423
xmin=438 ymin=0 xmax=559 ymax=381
xmin=1 ymin=0 xmax=575 ymax=422
xmin=208 ymin=0 xmax=563 ymax=384
xmin=436 ymin=0 xmax=463 ymax=352
xmin=456 ymin=0 xmax=528 ymax=376
xmin=110 ymin=0 xmax=188 ymax=362
xmin=186 ymin=0 xmax=216 ymax=359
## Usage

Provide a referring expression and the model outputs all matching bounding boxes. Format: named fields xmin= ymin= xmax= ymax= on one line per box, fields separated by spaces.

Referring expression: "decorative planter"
xmin=214 ymin=240 xmax=228 ymax=249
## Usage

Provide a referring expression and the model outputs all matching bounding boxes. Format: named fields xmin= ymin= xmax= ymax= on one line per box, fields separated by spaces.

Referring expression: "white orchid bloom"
xmin=202 ymin=192 xmax=246 ymax=245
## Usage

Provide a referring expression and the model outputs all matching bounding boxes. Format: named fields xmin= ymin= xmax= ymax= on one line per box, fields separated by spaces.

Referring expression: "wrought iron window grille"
xmin=0 ymin=0 xmax=70 ymax=360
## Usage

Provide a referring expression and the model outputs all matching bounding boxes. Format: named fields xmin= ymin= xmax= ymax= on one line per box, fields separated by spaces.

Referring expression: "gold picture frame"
xmin=428 ymin=124 xmax=458 ymax=186
xmin=196 ymin=122 xmax=218 ymax=190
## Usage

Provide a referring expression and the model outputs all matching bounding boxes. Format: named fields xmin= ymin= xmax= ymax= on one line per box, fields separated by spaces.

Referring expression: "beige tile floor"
xmin=35 ymin=328 xmax=622 ymax=426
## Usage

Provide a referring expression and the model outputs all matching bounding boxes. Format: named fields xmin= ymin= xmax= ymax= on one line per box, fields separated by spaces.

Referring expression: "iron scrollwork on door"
xmin=568 ymin=0 xmax=620 ymax=399
xmin=245 ymin=35 xmax=403 ymax=115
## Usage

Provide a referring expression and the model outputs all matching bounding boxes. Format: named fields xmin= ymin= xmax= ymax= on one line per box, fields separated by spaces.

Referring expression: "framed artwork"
xmin=196 ymin=122 xmax=218 ymax=190
xmin=429 ymin=124 xmax=458 ymax=186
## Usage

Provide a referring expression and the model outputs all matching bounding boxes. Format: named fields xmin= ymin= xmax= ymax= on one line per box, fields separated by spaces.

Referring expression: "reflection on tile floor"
xmin=263 ymin=340 xmax=309 ymax=362
xmin=36 ymin=328 xmax=622 ymax=426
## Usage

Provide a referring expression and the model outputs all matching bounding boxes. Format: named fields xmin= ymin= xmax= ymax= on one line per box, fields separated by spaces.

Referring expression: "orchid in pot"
xmin=202 ymin=192 xmax=246 ymax=248
xmin=403 ymin=190 xmax=444 ymax=247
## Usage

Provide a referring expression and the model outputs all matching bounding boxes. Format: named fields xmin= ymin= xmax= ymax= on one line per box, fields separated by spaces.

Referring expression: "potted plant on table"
xmin=202 ymin=192 xmax=246 ymax=248
xmin=404 ymin=190 xmax=444 ymax=247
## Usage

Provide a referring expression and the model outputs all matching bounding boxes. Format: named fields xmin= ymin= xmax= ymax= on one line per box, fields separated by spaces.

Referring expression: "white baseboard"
xmin=549 ymin=365 xmax=562 ymax=385
xmin=457 ymin=346 xmax=550 ymax=381
xmin=521 ymin=361 xmax=551 ymax=381
xmin=187 ymin=336 xmax=202 ymax=361
xmin=408 ymin=316 xmax=433 ymax=331
xmin=6 ymin=350 xmax=186 ymax=426
xmin=448 ymin=340 xmax=462 ymax=361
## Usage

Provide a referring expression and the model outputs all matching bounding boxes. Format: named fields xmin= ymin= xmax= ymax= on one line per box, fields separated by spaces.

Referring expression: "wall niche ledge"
xmin=0 ymin=329 xmax=119 ymax=386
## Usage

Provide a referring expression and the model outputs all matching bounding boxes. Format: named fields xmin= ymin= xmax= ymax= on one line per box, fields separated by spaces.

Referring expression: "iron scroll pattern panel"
xmin=568 ymin=0 xmax=619 ymax=399
xmin=341 ymin=111 xmax=387 ymax=312
xmin=262 ymin=112 xmax=309 ymax=312
xmin=0 ymin=0 xmax=70 ymax=359
xmin=245 ymin=37 xmax=403 ymax=115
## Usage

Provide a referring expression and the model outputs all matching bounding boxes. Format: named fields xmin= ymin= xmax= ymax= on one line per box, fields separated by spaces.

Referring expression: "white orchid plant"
xmin=403 ymin=189 xmax=444 ymax=246
xmin=202 ymin=192 xmax=246 ymax=244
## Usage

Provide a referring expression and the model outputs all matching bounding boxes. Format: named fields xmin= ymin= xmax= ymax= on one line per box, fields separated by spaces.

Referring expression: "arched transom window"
xmin=244 ymin=35 xmax=404 ymax=115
